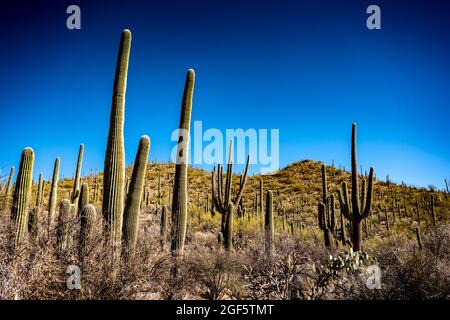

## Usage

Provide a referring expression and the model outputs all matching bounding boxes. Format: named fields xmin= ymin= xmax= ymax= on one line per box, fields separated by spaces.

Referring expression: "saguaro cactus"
xmin=171 ymin=69 xmax=195 ymax=257
xmin=415 ymin=227 xmax=423 ymax=250
xmin=48 ymin=158 xmax=60 ymax=228
xmin=103 ymin=29 xmax=131 ymax=254
xmin=36 ymin=173 xmax=43 ymax=207
xmin=337 ymin=124 xmax=374 ymax=251
xmin=78 ymin=183 xmax=89 ymax=215
xmin=57 ymin=199 xmax=75 ymax=253
xmin=318 ymin=202 xmax=334 ymax=248
xmin=72 ymin=144 xmax=84 ymax=207
xmin=79 ymin=204 xmax=97 ymax=260
xmin=211 ymin=141 xmax=250 ymax=250
xmin=11 ymin=147 xmax=35 ymax=246
xmin=2 ymin=166 xmax=14 ymax=210
xmin=265 ymin=190 xmax=274 ymax=258
xmin=224 ymin=202 xmax=234 ymax=251
xmin=123 ymin=135 xmax=150 ymax=253
xmin=28 ymin=206 xmax=41 ymax=241
xmin=160 ymin=205 xmax=169 ymax=250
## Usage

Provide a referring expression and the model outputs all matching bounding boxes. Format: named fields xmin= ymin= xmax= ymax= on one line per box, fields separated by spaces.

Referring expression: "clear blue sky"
xmin=0 ymin=0 xmax=449 ymax=189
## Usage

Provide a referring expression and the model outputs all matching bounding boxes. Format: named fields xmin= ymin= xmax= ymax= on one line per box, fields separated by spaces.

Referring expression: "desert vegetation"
xmin=0 ymin=29 xmax=449 ymax=300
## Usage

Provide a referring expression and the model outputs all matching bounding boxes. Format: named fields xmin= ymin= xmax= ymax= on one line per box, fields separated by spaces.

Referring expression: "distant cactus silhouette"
xmin=265 ymin=190 xmax=274 ymax=258
xmin=103 ymin=29 xmax=131 ymax=255
xmin=11 ymin=147 xmax=35 ymax=246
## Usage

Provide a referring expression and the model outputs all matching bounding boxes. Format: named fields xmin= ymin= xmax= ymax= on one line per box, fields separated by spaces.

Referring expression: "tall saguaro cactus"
xmin=48 ymin=157 xmax=60 ymax=228
xmin=102 ymin=29 xmax=131 ymax=254
xmin=11 ymin=148 xmax=35 ymax=246
xmin=123 ymin=135 xmax=150 ymax=254
xmin=2 ymin=166 xmax=14 ymax=210
xmin=265 ymin=190 xmax=274 ymax=258
xmin=171 ymin=69 xmax=195 ymax=257
xmin=72 ymin=144 xmax=84 ymax=207
xmin=337 ymin=124 xmax=374 ymax=251
xmin=211 ymin=141 xmax=250 ymax=250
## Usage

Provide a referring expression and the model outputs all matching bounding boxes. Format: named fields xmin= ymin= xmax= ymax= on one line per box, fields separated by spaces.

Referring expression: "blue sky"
xmin=0 ymin=0 xmax=449 ymax=188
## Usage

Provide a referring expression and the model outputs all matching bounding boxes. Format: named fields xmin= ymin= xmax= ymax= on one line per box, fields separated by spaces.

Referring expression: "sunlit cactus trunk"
xmin=48 ymin=157 xmax=60 ymax=230
xmin=170 ymin=69 xmax=195 ymax=257
xmin=11 ymin=148 xmax=35 ymax=246
xmin=102 ymin=29 xmax=131 ymax=256
xmin=123 ymin=135 xmax=150 ymax=254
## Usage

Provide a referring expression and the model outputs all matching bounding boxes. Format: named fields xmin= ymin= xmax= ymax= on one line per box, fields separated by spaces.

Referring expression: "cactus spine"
xmin=265 ymin=190 xmax=274 ymax=258
xmin=11 ymin=148 xmax=35 ymax=246
xmin=48 ymin=158 xmax=60 ymax=228
xmin=123 ymin=135 xmax=150 ymax=253
xmin=170 ymin=69 xmax=194 ymax=257
xmin=102 ymin=29 xmax=131 ymax=254
xmin=337 ymin=124 xmax=374 ymax=251
xmin=2 ymin=166 xmax=14 ymax=210
xmin=72 ymin=144 xmax=84 ymax=207
xmin=79 ymin=204 xmax=97 ymax=260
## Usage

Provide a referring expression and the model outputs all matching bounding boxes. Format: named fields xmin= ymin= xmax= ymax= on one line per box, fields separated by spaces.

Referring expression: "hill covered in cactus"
xmin=1 ymin=29 xmax=449 ymax=300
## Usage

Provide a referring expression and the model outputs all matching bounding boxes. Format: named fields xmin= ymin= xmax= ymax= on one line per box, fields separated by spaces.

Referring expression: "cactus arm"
xmin=217 ymin=164 xmax=224 ymax=209
xmin=233 ymin=155 xmax=250 ymax=206
xmin=362 ymin=167 xmax=374 ymax=219
xmin=338 ymin=187 xmax=353 ymax=222
xmin=318 ymin=202 xmax=325 ymax=230
xmin=360 ymin=178 xmax=366 ymax=214
xmin=321 ymin=164 xmax=328 ymax=205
